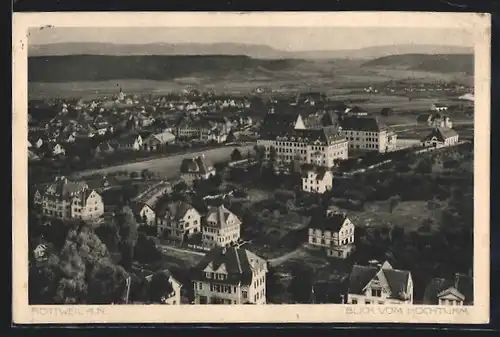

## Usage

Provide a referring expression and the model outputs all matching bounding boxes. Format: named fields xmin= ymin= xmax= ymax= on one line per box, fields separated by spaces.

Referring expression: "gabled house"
xmin=422 ymin=127 xmax=459 ymax=148
xmin=132 ymin=203 xmax=157 ymax=226
xmin=156 ymin=201 xmax=201 ymax=241
xmin=192 ymin=247 xmax=268 ymax=304
xmin=423 ymin=273 xmax=473 ymax=306
xmin=143 ymin=269 xmax=182 ymax=305
xmin=338 ymin=116 xmax=397 ymax=153
xmin=48 ymin=142 xmax=66 ymax=156
xmin=28 ymin=135 xmax=45 ymax=149
xmin=416 ymin=113 xmax=453 ymax=129
xmin=143 ymin=132 xmax=176 ymax=151
xmin=202 ymin=205 xmax=242 ymax=248
xmin=302 ymin=166 xmax=334 ymax=194
xmin=115 ymin=134 xmax=143 ymax=151
xmin=308 ymin=210 xmax=355 ymax=258
xmin=34 ymin=176 xmax=104 ymax=221
xmin=346 ymin=260 xmax=413 ymax=305
xmin=180 ymin=155 xmax=216 ymax=185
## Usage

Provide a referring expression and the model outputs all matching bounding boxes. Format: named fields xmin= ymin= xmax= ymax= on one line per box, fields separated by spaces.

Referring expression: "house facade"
xmin=347 ymin=261 xmax=413 ymax=305
xmin=308 ymin=210 xmax=355 ymax=259
xmin=338 ymin=116 xmax=397 ymax=153
xmin=192 ymin=247 xmax=268 ymax=304
xmin=302 ymin=166 xmax=333 ymax=194
xmin=144 ymin=269 xmax=183 ymax=305
xmin=156 ymin=201 xmax=201 ymax=241
xmin=143 ymin=132 xmax=176 ymax=151
xmin=422 ymin=127 xmax=459 ymax=147
xmin=180 ymin=155 xmax=217 ymax=185
xmin=202 ymin=205 xmax=242 ymax=248
xmin=257 ymin=113 xmax=348 ymax=169
xmin=34 ymin=176 xmax=104 ymax=221
xmin=133 ymin=203 xmax=156 ymax=226
xmin=116 ymin=134 xmax=143 ymax=151
xmin=423 ymin=273 xmax=473 ymax=306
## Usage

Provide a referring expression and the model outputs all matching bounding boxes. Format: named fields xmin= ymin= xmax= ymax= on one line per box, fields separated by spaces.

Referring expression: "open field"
xmin=346 ymin=200 xmax=441 ymax=233
xmin=28 ymin=60 xmax=472 ymax=99
xmin=74 ymin=145 xmax=253 ymax=179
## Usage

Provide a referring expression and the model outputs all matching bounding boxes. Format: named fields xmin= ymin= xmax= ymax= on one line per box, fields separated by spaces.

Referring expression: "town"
xmin=28 ymin=84 xmax=474 ymax=307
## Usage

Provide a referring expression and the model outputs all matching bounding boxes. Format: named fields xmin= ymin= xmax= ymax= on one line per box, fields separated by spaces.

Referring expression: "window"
xmin=242 ymin=291 xmax=248 ymax=298
xmin=371 ymin=289 xmax=382 ymax=297
xmin=352 ymin=299 xmax=358 ymax=304
xmin=365 ymin=300 xmax=371 ymax=304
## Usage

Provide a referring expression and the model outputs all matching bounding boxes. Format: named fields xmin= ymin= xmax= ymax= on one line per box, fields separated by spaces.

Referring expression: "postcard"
xmin=12 ymin=11 xmax=490 ymax=324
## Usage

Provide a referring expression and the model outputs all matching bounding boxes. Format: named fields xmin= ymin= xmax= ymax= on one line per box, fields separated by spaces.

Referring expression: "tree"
xmin=87 ymin=258 xmax=129 ymax=304
xmin=114 ymin=206 xmax=139 ymax=270
xmin=149 ymin=272 xmax=174 ymax=303
xmin=288 ymin=264 xmax=315 ymax=303
xmin=253 ymin=145 xmax=266 ymax=166
xmin=388 ymin=195 xmax=401 ymax=213
xmin=269 ymin=146 xmax=277 ymax=167
xmin=230 ymin=148 xmax=243 ymax=162
xmin=134 ymin=233 xmax=162 ymax=264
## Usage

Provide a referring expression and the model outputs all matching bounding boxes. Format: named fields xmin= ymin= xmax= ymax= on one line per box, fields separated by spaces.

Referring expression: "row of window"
xmin=311 ymin=236 xmax=354 ymax=246
xmin=343 ymin=131 xmax=380 ymax=136
xmin=311 ymin=228 xmax=354 ymax=236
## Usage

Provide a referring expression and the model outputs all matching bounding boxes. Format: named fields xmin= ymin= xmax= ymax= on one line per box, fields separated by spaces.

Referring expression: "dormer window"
xmin=371 ymin=289 xmax=382 ymax=297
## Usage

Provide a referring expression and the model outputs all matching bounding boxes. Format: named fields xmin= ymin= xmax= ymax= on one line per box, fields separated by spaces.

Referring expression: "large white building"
xmin=256 ymin=112 xmax=348 ymax=169
xmin=308 ymin=210 xmax=355 ymax=259
xmin=346 ymin=260 xmax=414 ymax=305
xmin=338 ymin=116 xmax=397 ymax=153
xmin=202 ymin=205 xmax=242 ymax=248
xmin=192 ymin=247 xmax=268 ymax=304
xmin=33 ymin=176 xmax=104 ymax=221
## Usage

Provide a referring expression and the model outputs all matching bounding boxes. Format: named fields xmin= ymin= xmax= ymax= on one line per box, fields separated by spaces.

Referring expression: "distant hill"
xmin=362 ymin=54 xmax=474 ymax=74
xmin=27 ymin=55 xmax=307 ymax=82
xmin=28 ymin=42 xmax=473 ymax=60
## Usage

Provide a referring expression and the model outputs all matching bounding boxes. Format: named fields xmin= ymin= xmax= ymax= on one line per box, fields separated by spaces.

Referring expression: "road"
xmin=74 ymin=145 xmax=254 ymax=179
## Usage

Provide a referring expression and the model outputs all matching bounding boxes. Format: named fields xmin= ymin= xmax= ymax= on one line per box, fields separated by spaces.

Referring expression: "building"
xmin=422 ymin=127 xmax=459 ymax=147
xmin=142 ymin=132 xmax=176 ymax=151
xmin=423 ymin=273 xmax=473 ymax=306
xmin=338 ymin=116 xmax=397 ymax=153
xmin=180 ymin=155 xmax=216 ymax=185
xmin=257 ymin=112 xmax=348 ymax=169
xmin=416 ymin=113 xmax=453 ymax=129
xmin=156 ymin=201 xmax=201 ymax=241
xmin=33 ymin=176 xmax=104 ymax=221
xmin=132 ymin=203 xmax=157 ymax=226
xmin=192 ymin=247 xmax=268 ymax=304
xmin=202 ymin=205 xmax=242 ymax=248
xmin=143 ymin=269 xmax=183 ymax=305
xmin=302 ymin=166 xmax=334 ymax=194
xmin=346 ymin=260 xmax=413 ymax=305
xmin=307 ymin=210 xmax=355 ymax=259
xmin=115 ymin=134 xmax=143 ymax=151
xmin=431 ymin=103 xmax=449 ymax=112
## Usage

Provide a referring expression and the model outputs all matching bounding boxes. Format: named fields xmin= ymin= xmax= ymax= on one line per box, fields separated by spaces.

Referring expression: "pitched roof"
xmin=348 ymin=261 xmax=411 ymax=300
xmin=302 ymin=166 xmax=330 ymax=181
xmin=193 ymin=247 xmax=267 ymax=286
xmin=308 ymin=211 xmax=348 ymax=232
xmin=339 ymin=116 xmax=389 ymax=132
xmin=205 ymin=205 xmax=241 ymax=229
xmin=423 ymin=127 xmax=459 ymax=142
xmin=43 ymin=177 xmax=88 ymax=199
xmin=157 ymin=201 xmax=195 ymax=220
xmin=180 ymin=156 xmax=213 ymax=175
xmin=149 ymin=132 xmax=175 ymax=144
xmin=423 ymin=274 xmax=473 ymax=305
xmin=260 ymin=112 xmax=301 ymax=137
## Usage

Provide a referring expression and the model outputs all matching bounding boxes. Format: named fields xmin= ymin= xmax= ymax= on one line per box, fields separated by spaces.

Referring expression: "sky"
xmin=28 ymin=27 xmax=474 ymax=51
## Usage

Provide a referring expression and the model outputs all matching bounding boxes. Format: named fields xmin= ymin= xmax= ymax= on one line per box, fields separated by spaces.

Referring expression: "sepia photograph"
xmin=12 ymin=12 xmax=490 ymax=324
